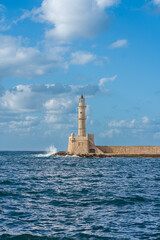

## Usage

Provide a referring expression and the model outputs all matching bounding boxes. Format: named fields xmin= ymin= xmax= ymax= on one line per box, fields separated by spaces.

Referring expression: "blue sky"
xmin=0 ymin=0 xmax=160 ymax=151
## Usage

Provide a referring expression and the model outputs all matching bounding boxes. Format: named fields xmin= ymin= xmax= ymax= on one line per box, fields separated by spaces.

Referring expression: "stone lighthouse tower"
xmin=67 ymin=95 xmax=103 ymax=155
xmin=78 ymin=94 xmax=86 ymax=137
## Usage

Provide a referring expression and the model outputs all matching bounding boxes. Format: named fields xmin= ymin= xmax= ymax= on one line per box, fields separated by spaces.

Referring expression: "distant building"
xmin=68 ymin=95 xmax=160 ymax=156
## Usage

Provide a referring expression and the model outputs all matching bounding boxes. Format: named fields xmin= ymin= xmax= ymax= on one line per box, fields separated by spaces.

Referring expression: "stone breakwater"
xmin=51 ymin=151 xmax=160 ymax=158
xmin=96 ymin=145 xmax=160 ymax=154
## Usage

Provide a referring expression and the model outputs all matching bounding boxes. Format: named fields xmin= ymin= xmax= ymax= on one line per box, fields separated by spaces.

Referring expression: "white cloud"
xmin=71 ymin=51 xmax=109 ymax=66
xmin=0 ymin=84 xmax=74 ymax=113
xmin=44 ymin=97 xmax=76 ymax=126
xmin=44 ymin=98 xmax=75 ymax=114
xmin=0 ymin=4 xmax=11 ymax=31
xmin=142 ymin=116 xmax=149 ymax=124
xmin=30 ymin=0 xmax=120 ymax=41
xmin=0 ymin=34 xmax=109 ymax=80
xmin=0 ymin=82 xmax=110 ymax=114
xmin=0 ymin=84 xmax=77 ymax=133
xmin=153 ymin=0 xmax=160 ymax=6
xmin=100 ymin=129 xmax=120 ymax=138
xmin=9 ymin=116 xmax=38 ymax=129
xmin=101 ymin=116 xmax=160 ymax=140
xmin=0 ymin=115 xmax=39 ymax=133
xmin=97 ymin=0 xmax=120 ymax=8
xmin=108 ymin=39 xmax=128 ymax=49
xmin=99 ymin=75 xmax=117 ymax=87
xmin=71 ymin=51 xmax=96 ymax=65
xmin=108 ymin=119 xmax=135 ymax=128
xmin=44 ymin=115 xmax=61 ymax=123
xmin=108 ymin=117 xmax=151 ymax=130
xmin=0 ymin=80 xmax=115 ymax=133
xmin=99 ymin=75 xmax=117 ymax=93
xmin=1 ymin=85 xmax=34 ymax=113
xmin=0 ymin=34 xmax=68 ymax=80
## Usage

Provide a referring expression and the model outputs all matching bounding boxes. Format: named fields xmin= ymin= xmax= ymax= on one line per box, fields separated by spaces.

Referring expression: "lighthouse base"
xmin=68 ymin=133 xmax=103 ymax=155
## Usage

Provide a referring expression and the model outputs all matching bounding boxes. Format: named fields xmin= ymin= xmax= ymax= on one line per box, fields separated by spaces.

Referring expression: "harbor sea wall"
xmin=96 ymin=146 xmax=160 ymax=154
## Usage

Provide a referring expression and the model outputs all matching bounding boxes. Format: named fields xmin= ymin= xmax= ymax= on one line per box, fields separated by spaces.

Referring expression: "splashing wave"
xmin=37 ymin=145 xmax=57 ymax=157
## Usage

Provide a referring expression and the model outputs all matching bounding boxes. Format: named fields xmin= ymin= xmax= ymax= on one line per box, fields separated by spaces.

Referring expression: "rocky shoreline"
xmin=50 ymin=151 xmax=160 ymax=158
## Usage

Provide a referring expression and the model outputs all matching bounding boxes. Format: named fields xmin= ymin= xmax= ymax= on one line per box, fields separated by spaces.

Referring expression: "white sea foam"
xmin=64 ymin=154 xmax=80 ymax=158
xmin=37 ymin=145 xmax=57 ymax=157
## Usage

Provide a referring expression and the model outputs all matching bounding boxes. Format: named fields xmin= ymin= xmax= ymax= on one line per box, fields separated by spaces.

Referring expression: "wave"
xmin=64 ymin=154 xmax=80 ymax=158
xmin=0 ymin=234 xmax=59 ymax=240
xmin=36 ymin=145 xmax=57 ymax=157
xmin=0 ymin=233 xmax=107 ymax=240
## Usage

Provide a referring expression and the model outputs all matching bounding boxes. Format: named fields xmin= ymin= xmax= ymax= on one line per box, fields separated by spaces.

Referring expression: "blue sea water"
xmin=0 ymin=152 xmax=160 ymax=240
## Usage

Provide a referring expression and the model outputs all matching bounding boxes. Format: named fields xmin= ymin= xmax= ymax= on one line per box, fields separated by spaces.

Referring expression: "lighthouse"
xmin=67 ymin=95 xmax=103 ymax=155
xmin=78 ymin=95 xmax=86 ymax=137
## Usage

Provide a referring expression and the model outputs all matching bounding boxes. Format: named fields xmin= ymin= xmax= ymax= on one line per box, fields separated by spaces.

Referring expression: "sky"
xmin=0 ymin=0 xmax=160 ymax=151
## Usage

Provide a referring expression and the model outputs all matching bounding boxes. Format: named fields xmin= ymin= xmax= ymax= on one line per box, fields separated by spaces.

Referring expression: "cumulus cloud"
xmin=108 ymin=119 xmax=135 ymax=128
xmin=29 ymin=0 xmax=121 ymax=41
xmin=44 ymin=98 xmax=75 ymax=115
xmin=0 ymin=83 xmax=77 ymax=133
xmin=1 ymin=85 xmax=35 ymax=113
xmin=142 ymin=116 xmax=150 ymax=124
xmin=100 ymin=129 xmax=120 ymax=138
xmin=44 ymin=97 xmax=76 ymax=127
xmin=97 ymin=0 xmax=121 ymax=8
xmin=0 ymin=84 xmax=72 ymax=113
xmin=107 ymin=118 xmax=151 ymax=129
xmin=73 ymin=84 xmax=99 ymax=96
xmin=108 ymin=39 xmax=128 ymax=49
xmin=0 ymin=115 xmax=39 ymax=133
xmin=70 ymin=51 xmax=109 ymax=66
xmin=0 ymin=79 xmax=115 ymax=133
xmin=100 ymin=117 xmax=160 ymax=139
xmin=8 ymin=116 xmax=38 ymax=132
xmin=153 ymin=0 xmax=160 ymax=6
xmin=71 ymin=51 xmax=97 ymax=65
xmin=0 ymin=81 xmax=113 ymax=113
xmin=0 ymin=34 xmax=68 ymax=80
xmin=0 ymin=33 xmax=109 ymax=80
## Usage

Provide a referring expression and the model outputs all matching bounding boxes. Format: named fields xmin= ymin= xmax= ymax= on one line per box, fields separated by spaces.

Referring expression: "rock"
xmin=50 ymin=151 xmax=67 ymax=156
xmin=50 ymin=152 xmax=160 ymax=158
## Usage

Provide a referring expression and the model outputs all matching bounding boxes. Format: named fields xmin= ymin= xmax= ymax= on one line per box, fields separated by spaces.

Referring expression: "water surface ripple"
xmin=0 ymin=152 xmax=160 ymax=239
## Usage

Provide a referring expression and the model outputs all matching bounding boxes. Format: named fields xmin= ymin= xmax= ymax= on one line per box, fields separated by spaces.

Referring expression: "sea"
xmin=0 ymin=151 xmax=160 ymax=240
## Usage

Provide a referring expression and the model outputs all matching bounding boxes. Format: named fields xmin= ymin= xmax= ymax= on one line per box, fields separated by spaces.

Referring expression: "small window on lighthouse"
xmin=80 ymin=112 xmax=82 ymax=114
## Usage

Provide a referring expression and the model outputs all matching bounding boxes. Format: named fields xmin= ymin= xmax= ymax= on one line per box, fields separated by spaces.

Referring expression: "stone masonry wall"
xmin=68 ymin=136 xmax=89 ymax=154
xmin=96 ymin=146 xmax=160 ymax=154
